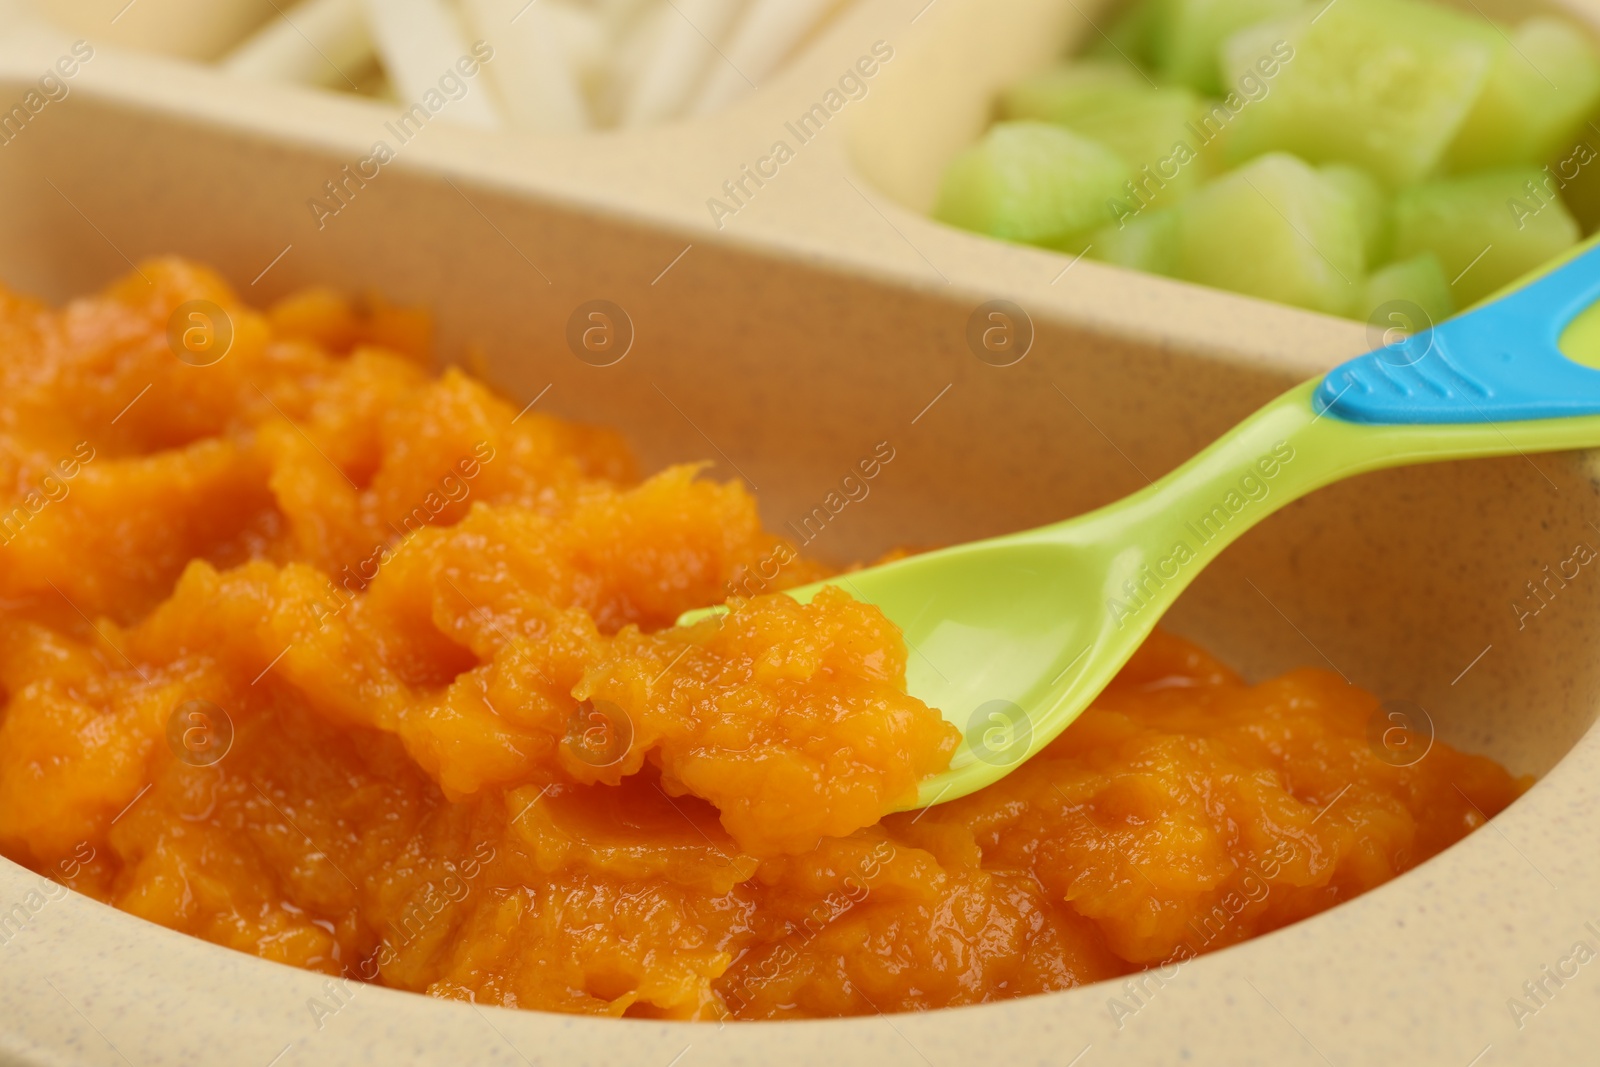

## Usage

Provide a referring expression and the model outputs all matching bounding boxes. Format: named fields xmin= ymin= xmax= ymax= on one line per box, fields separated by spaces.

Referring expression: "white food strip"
xmin=594 ymin=0 xmax=669 ymax=126
xmin=459 ymin=0 xmax=590 ymax=133
xmin=220 ymin=0 xmax=373 ymax=88
xmin=619 ymin=0 xmax=745 ymax=127
xmin=360 ymin=0 xmax=502 ymax=128
xmin=689 ymin=0 xmax=835 ymax=115
xmin=540 ymin=0 xmax=608 ymax=93
xmin=147 ymin=0 xmax=853 ymax=127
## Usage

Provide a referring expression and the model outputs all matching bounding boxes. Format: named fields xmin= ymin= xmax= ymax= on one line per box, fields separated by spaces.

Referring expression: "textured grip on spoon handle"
xmin=1316 ymin=242 xmax=1600 ymax=425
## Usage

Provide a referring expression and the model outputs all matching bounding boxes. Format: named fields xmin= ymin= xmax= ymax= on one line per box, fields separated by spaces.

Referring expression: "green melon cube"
xmin=1549 ymin=143 xmax=1600 ymax=234
xmin=1060 ymin=89 xmax=1209 ymax=208
xmin=1445 ymin=17 xmax=1600 ymax=172
xmin=933 ymin=122 xmax=1132 ymax=249
xmin=1002 ymin=67 xmax=1209 ymax=210
xmin=1173 ymin=152 xmax=1363 ymax=315
xmin=1393 ymin=167 xmax=1580 ymax=307
xmin=999 ymin=61 xmax=1144 ymax=125
xmin=1200 ymin=20 xmax=1291 ymax=161
xmin=1089 ymin=208 xmax=1180 ymax=275
xmin=1084 ymin=0 xmax=1158 ymax=72
xmin=1361 ymin=253 xmax=1455 ymax=331
xmin=1150 ymin=0 xmax=1304 ymax=95
xmin=1319 ymin=163 xmax=1391 ymax=266
xmin=1221 ymin=0 xmax=1498 ymax=186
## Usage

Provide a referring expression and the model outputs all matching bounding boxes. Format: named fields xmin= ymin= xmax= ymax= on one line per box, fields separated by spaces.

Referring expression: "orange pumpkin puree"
xmin=0 ymin=260 xmax=1526 ymax=1019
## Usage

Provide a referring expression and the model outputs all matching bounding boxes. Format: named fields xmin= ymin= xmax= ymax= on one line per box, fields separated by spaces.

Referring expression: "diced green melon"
xmin=1550 ymin=143 xmax=1600 ymax=234
xmin=999 ymin=61 xmax=1145 ymax=125
xmin=1180 ymin=96 xmax=1242 ymax=175
xmin=1319 ymin=164 xmax=1390 ymax=265
xmin=1393 ymin=167 xmax=1580 ymax=307
xmin=1173 ymin=152 xmax=1363 ymax=315
xmin=1149 ymin=0 xmax=1304 ymax=95
xmin=1221 ymin=0 xmax=1499 ymax=186
xmin=1201 ymin=19 xmax=1290 ymax=164
xmin=1084 ymin=0 xmax=1158 ymax=72
xmin=1361 ymin=253 xmax=1455 ymax=330
xmin=1002 ymin=68 xmax=1209 ymax=209
xmin=933 ymin=122 xmax=1131 ymax=248
xmin=1445 ymin=17 xmax=1600 ymax=172
xmin=1089 ymin=208 xmax=1180 ymax=275
xmin=1059 ymin=88 xmax=1209 ymax=207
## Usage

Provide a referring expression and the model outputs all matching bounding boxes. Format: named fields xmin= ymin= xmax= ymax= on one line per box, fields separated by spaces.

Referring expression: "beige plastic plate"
xmin=1 ymin=0 xmax=1599 ymax=1063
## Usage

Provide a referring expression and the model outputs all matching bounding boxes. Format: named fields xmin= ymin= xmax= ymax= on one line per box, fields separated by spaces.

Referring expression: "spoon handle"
xmin=1316 ymin=242 xmax=1600 ymax=425
xmin=1032 ymin=235 xmax=1600 ymax=621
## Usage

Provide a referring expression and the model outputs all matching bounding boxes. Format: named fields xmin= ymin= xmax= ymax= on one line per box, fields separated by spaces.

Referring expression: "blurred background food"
xmin=935 ymin=0 xmax=1600 ymax=324
xmin=20 ymin=0 xmax=1600 ymax=329
xmin=15 ymin=0 xmax=854 ymax=130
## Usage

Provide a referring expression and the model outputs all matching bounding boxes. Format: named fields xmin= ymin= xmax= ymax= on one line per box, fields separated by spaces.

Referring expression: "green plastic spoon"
xmin=684 ymin=240 xmax=1600 ymax=809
